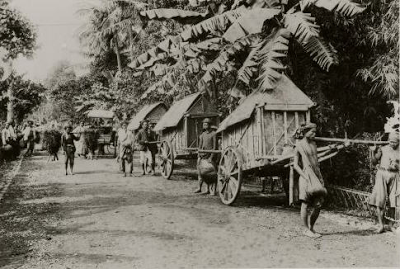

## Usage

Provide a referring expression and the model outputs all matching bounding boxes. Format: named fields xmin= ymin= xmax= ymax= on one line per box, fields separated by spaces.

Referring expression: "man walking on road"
xmin=147 ymin=122 xmax=158 ymax=175
xmin=23 ymin=120 xmax=36 ymax=157
xmin=117 ymin=122 xmax=129 ymax=171
xmin=369 ymin=132 xmax=399 ymax=233
xmin=195 ymin=118 xmax=217 ymax=195
xmin=61 ymin=123 xmax=79 ymax=175
xmin=136 ymin=120 xmax=153 ymax=176
xmin=293 ymin=123 xmax=327 ymax=238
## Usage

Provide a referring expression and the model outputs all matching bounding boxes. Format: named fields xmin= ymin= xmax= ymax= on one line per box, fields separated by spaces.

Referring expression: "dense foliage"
xmin=34 ymin=0 xmax=398 ymax=191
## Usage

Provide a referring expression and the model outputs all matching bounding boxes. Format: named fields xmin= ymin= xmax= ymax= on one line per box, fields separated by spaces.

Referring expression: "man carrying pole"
xmin=195 ymin=118 xmax=217 ymax=194
xmin=368 ymin=132 xmax=399 ymax=233
xmin=293 ymin=123 xmax=327 ymax=238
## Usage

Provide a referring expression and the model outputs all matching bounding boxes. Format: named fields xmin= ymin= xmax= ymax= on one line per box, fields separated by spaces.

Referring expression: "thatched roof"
xmin=217 ymin=75 xmax=314 ymax=133
xmin=154 ymin=92 xmax=201 ymax=131
xmin=128 ymin=102 xmax=166 ymax=131
xmin=87 ymin=110 xmax=114 ymax=119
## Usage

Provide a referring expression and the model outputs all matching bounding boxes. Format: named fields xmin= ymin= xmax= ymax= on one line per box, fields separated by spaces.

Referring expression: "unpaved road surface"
xmin=0 ymin=152 xmax=399 ymax=268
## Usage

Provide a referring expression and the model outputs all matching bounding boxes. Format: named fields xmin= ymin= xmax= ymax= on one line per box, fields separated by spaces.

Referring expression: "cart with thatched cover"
xmin=128 ymin=102 xmax=167 ymax=134
xmin=154 ymin=92 xmax=220 ymax=179
xmin=216 ymin=75 xmax=317 ymax=205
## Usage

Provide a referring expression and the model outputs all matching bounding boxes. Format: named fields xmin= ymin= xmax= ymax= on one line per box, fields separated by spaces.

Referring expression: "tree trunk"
xmin=6 ymin=79 xmax=15 ymax=122
xmin=114 ymin=37 xmax=122 ymax=72
xmin=128 ymin=26 xmax=135 ymax=61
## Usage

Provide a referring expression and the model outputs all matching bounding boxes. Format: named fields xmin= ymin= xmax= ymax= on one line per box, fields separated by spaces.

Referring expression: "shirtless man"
xmin=369 ymin=132 xmax=399 ymax=233
xmin=61 ymin=124 xmax=79 ymax=175
xmin=293 ymin=123 xmax=327 ymax=238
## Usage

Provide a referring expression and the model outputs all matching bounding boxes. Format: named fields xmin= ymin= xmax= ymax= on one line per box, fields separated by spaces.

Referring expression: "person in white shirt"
xmin=2 ymin=121 xmax=18 ymax=159
xmin=73 ymin=121 xmax=87 ymax=158
xmin=117 ymin=122 xmax=129 ymax=171
xmin=2 ymin=121 xmax=12 ymax=146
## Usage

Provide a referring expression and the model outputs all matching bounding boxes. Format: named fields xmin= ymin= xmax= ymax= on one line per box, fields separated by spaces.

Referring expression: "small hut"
xmin=128 ymin=102 xmax=167 ymax=133
xmin=154 ymin=92 xmax=219 ymax=156
xmin=217 ymin=75 xmax=314 ymax=169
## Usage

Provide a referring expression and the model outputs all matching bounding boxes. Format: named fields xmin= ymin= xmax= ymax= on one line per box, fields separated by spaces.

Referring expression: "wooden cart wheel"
xmin=159 ymin=140 xmax=174 ymax=179
xmin=218 ymin=146 xmax=243 ymax=205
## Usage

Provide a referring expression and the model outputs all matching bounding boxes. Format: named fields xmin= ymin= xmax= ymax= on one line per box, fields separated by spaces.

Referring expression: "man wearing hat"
xmin=369 ymin=131 xmax=400 ymax=233
xmin=195 ymin=117 xmax=217 ymax=194
xmin=136 ymin=120 xmax=154 ymax=175
xmin=61 ymin=123 xmax=79 ymax=175
xmin=23 ymin=120 xmax=36 ymax=157
xmin=146 ymin=122 xmax=158 ymax=175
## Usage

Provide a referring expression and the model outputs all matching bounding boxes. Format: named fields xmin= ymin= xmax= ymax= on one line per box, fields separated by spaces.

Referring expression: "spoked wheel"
xmin=218 ymin=146 xmax=243 ymax=205
xmin=158 ymin=140 xmax=174 ymax=179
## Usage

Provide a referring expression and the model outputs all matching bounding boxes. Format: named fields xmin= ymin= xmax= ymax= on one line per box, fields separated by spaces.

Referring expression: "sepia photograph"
xmin=0 ymin=0 xmax=399 ymax=268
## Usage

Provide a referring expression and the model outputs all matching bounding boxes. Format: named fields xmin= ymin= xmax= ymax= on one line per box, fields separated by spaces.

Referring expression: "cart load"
xmin=154 ymin=92 xmax=220 ymax=179
xmin=128 ymin=102 xmax=167 ymax=133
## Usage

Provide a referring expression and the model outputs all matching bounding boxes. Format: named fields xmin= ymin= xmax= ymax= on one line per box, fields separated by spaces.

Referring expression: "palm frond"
xmin=198 ymin=35 xmax=257 ymax=95
xmin=257 ymin=29 xmax=291 ymax=91
xmin=232 ymin=37 xmax=263 ymax=91
xmin=300 ymin=0 xmax=366 ymax=17
xmin=180 ymin=10 xmax=242 ymax=41
xmin=302 ymin=36 xmax=339 ymax=71
xmin=232 ymin=0 xmax=281 ymax=9
xmin=284 ymin=11 xmax=319 ymax=44
xmin=223 ymin=8 xmax=281 ymax=43
xmin=139 ymin=9 xmax=211 ymax=23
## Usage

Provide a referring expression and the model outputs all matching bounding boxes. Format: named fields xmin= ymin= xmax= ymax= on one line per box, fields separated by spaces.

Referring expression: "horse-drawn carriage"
xmin=154 ymin=92 xmax=220 ymax=179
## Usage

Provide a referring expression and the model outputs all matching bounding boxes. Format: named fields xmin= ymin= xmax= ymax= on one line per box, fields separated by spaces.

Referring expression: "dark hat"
xmin=64 ymin=123 xmax=72 ymax=129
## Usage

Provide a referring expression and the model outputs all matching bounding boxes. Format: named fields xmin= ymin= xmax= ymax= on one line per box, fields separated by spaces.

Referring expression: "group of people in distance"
xmin=1 ymin=119 xmax=37 ymax=161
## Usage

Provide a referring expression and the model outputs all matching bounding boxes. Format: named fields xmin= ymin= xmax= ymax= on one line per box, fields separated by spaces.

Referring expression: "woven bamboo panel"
xmin=327 ymin=185 xmax=400 ymax=221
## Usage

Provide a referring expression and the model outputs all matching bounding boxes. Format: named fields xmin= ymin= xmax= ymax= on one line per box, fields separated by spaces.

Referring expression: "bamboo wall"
xmin=161 ymin=120 xmax=186 ymax=155
xmin=221 ymin=108 xmax=309 ymax=170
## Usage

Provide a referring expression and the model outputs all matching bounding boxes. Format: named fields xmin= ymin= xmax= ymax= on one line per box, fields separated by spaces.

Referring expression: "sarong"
xmin=369 ymin=169 xmax=398 ymax=208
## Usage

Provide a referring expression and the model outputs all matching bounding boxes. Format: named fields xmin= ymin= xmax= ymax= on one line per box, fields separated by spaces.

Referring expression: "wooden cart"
xmin=86 ymin=109 xmax=116 ymax=157
xmin=215 ymin=75 xmax=344 ymax=205
xmin=154 ymin=92 xmax=220 ymax=179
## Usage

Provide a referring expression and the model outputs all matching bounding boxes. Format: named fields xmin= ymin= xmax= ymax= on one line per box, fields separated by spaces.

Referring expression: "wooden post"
xmin=260 ymin=107 xmax=264 ymax=156
xmin=295 ymin=112 xmax=299 ymax=129
xmin=306 ymin=111 xmax=311 ymax=123
xmin=272 ymin=111 xmax=277 ymax=156
xmin=289 ymin=165 xmax=294 ymax=205
xmin=184 ymin=116 xmax=188 ymax=148
xmin=283 ymin=111 xmax=288 ymax=144
xmin=257 ymin=107 xmax=263 ymax=156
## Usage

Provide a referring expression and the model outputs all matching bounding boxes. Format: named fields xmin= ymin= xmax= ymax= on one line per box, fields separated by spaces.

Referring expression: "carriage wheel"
xmin=218 ymin=146 xmax=243 ymax=205
xmin=159 ymin=141 xmax=174 ymax=179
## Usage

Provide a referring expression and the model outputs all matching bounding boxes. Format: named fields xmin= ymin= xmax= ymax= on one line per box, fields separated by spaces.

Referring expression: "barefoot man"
xmin=293 ymin=123 xmax=327 ymax=238
xmin=61 ymin=123 xmax=79 ymax=175
xmin=369 ymin=131 xmax=399 ymax=233
xmin=195 ymin=118 xmax=217 ymax=194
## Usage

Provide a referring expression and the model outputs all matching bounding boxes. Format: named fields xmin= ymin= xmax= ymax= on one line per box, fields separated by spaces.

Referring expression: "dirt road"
xmin=0 ymin=153 xmax=399 ymax=268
